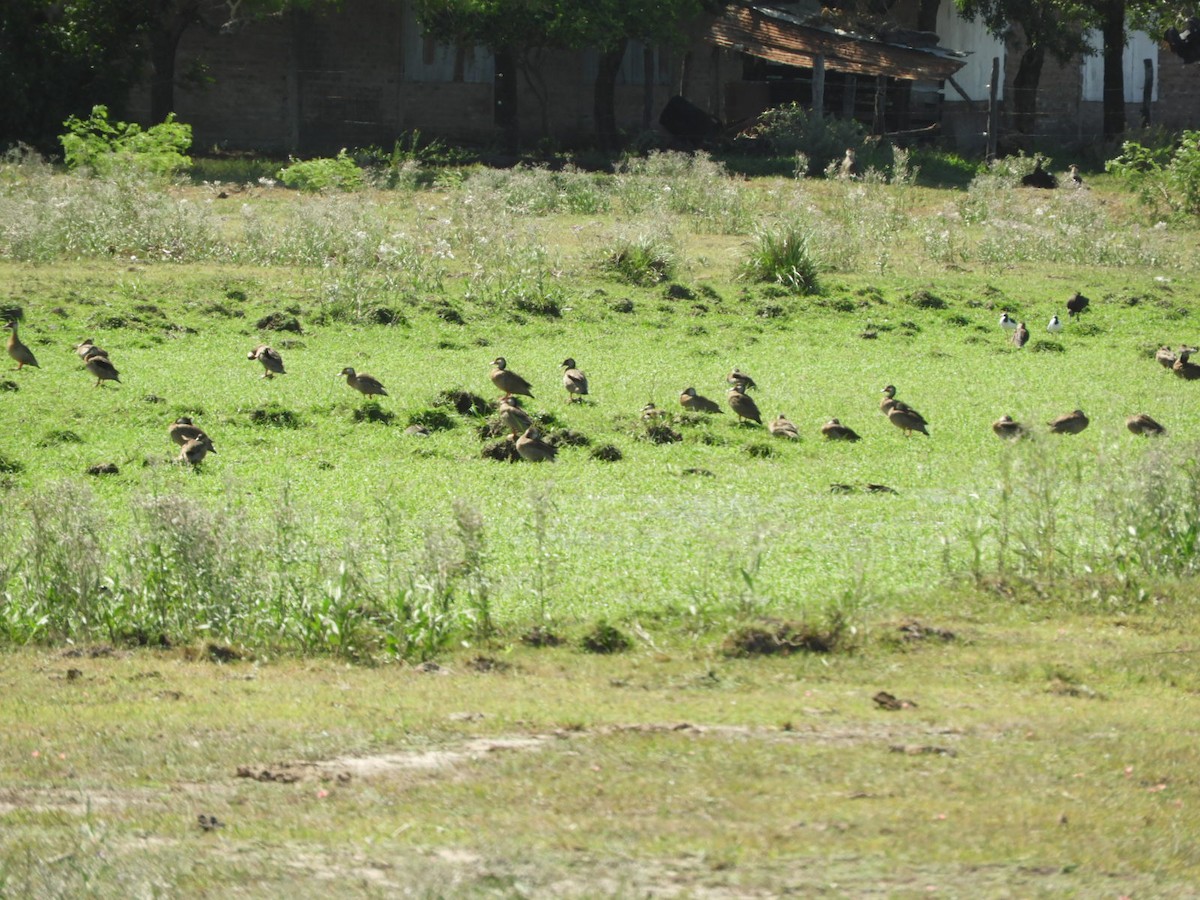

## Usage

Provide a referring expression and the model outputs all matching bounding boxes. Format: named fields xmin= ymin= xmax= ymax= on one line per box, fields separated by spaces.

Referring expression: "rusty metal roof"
xmin=708 ymin=4 xmax=967 ymax=81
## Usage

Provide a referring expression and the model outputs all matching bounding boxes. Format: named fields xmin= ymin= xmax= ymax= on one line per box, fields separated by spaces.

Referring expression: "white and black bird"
xmin=1047 ymin=314 xmax=1063 ymax=334
xmin=999 ymin=312 xmax=1018 ymax=332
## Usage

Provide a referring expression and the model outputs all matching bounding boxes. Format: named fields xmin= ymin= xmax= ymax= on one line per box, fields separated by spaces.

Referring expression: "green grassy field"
xmin=2 ymin=152 xmax=1200 ymax=893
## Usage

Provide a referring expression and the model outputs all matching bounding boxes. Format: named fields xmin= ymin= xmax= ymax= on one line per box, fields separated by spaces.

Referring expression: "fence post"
xmin=873 ymin=75 xmax=887 ymax=135
xmin=1141 ymin=58 xmax=1153 ymax=127
xmin=813 ymin=54 xmax=825 ymax=119
xmin=986 ymin=56 xmax=1000 ymax=162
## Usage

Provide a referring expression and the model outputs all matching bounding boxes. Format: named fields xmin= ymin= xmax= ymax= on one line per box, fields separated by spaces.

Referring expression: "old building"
xmin=124 ymin=0 xmax=1199 ymax=157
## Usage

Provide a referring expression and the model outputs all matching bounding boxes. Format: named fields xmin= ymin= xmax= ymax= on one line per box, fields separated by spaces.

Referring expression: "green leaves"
xmin=60 ymin=105 xmax=192 ymax=178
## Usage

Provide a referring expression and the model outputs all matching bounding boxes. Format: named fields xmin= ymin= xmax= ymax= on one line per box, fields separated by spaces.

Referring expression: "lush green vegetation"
xmin=0 ymin=144 xmax=1197 ymax=659
xmin=2 ymin=136 xmax=1200 ymax=894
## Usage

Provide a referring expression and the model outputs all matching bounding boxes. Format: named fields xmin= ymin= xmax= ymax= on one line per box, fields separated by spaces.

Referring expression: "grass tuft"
xmin=580 ymin=620 xmax=632 ymax=654
xmin=248 ymin=402 xmax=302 ymax=428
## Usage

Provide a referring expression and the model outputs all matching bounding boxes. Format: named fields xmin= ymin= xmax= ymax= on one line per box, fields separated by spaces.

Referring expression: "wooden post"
xmin=1141 ymin=58 xmax=1153 ymax=127
xmin=812 ymin=54 xmax=825 ymax=119
xmin=872 ymin=75 xmax=886 ymax=135
xmin=842 ymin=74 xmax=857 ymax=119
xmin=286 ymin=10 xmax=301 ymax=154
xmin=643 ymin=47 xmax=655 ymax=131
xmin=986 ymin=56 xmax=1000 ymax=162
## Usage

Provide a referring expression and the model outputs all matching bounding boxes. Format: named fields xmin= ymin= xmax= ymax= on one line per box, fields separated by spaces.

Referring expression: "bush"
xmin=60 ymin=106 xmax=192 ymax=177
xmin=278 ymin=149 xmax=366 ymax=192
xmin=742 ymin=103 xmax=866 ymax=175
xmin=738 ymin=222 xmax=822 ymax=294
xmin=596 ymin=231 xmax=677 ymax=286
xmin=1106 ymin=130 xmax=1200 ymax=219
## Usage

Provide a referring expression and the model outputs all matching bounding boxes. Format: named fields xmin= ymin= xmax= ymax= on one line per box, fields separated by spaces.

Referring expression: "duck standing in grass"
xmin=680 ymin=386 xmax=721 ymax=414
xmin=821 ymin=418 xmax=861 ymax=441
xmin=169 ymin=416 xmax=212 ymax=448
xmin=1156 ymin=345 xmax=1178 ymax=369
xmin=768 ymin=414 xmax=799 ymax=439
xmin=560 ymin=358 xmax=588 ymax=402
xmin=490 ymin=357 xmax=533 ymax=400
xmin=179 ymin=434 xmax=216 ymax=466
xmin=86 ymin=352 xmax=120 ymax=386
xmin=1066 ymin=292 xmax=1090 ymax=317
xmin=340 ymin=367 xmax=387 ymax=397
xmin=1126 ymin=413 xmax=1166 ymax=436
xmin=516 ymin=426 xmax=557 ymax=462
xmin=992 ymin=415 xmax=1027 ymax=440
xmin=1173 ymin=348 xmax=1200 ymax=380
xmin=248 ymin=344 xmax=286 ymax=378
xmin=5 ymin=321 xmax=38 ymax=370
xmin=497 ymin=397 xmax=532 ymax=437
xmin=74 ymin=338 xmax=107 ymax=361
xmin=1048 ymin=409 xmax=1089 ymax=434
xmin=1011 ymin=322 xmax=1030 ymax=348
xmin=727 ymin=383 xmax=762 ymax=425
xmin=727 ymin=367 xmax=758 ymax=391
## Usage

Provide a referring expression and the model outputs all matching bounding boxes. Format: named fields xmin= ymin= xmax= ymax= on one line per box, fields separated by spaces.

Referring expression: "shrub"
xmin=742 ymin=103 xmax=866 ymax=175
xmin=278 ymin=149 xmax=366 ymax=192
xmin=60 ymin=106 xmax=192 ymax=177
xmin=1107 ymin=130 xmax=1200 ymax=219
xmin=596 ymin=231 xmax=677 ymax=286
xmin=738 ymin=222 xmax=822 ymax=294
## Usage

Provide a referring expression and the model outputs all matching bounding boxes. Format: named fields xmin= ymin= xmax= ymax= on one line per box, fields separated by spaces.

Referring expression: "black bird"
xmin=1021 ymin=162 xmax=1058 ymax=189
xmin=1066 ymin=292 xmax=1090 ymax=317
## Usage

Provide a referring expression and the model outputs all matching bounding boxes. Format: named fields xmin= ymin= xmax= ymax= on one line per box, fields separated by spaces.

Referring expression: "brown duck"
xmin=1155 ymin=346 xmax=1177 ymax=369
xmin=515 ymin=426 xmax=557 ymax=462
xmin=490 ymin=357 xmax=533 ymax=399
xmin=179 ymin=434 xmax=216 ymax=465
xmin=5 ymin=321 xmax=38 ymax=370
xmin=727 ymin=367 xmax=758 ymax=391
xmin=821 ymin=418 xmax=861 ymax=442
xmin=680 ymin=386 xmax=722 ymax=414
xmin=1173 ymin=348 xmax=1200 ymax=380
xmin=1048 ymin=409 xmax=1089 ymax=434
xmin=1011 ymin=322 xmax=1029 ymax=348
xmin=248 ymin=345 xmax=286 ymax=378
xmin=340 ymin=367 xmax=387 ymax=396
xmin=86 ymin=353 xmax=120 ymax=386
xmin=497 ymin=397 xmax=532 ymax=437
xmin=992 ymin=415 xmax=1027 ymax=440
xmin=727 ymin=384 xmax=762 ymax=425
xmin=560 ymin=358 xmax=588 ymax=402
xmin=880 ymin=386 xmax=928 ymax=436
xmin=1126 ymin=413 xmax=1166 ymax=436
xmin=768 ymin=414 xmax=799 ymax=439
xmin=74 ymin=338 xmax=107 ymax=361
xmin=169 ymin=416 xmax=211 ymax=447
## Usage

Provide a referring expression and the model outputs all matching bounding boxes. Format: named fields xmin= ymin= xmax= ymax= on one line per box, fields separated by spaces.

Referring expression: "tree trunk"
xmin=594 ymin=39 xmax=628 ymax=154
xmin=1011 ymin=44 xmax=1045 ymax=135
xmin=1100 ymin=0 xmax=1126 ymax=139
xmin=916 ymin=0 xmax=941 ymax=33
xmin=494 ymin=45 xmax=519 ymax=154
xmin=147 ymin=0 xmax=201 ymax=123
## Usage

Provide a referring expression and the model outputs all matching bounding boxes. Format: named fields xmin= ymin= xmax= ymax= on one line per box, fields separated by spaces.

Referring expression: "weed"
xmin=277 ymin=149 xmax=366 ymax=192
xmin=580 ymin=620 xmax=632 ymax=654
xmin=738 ymin=222 xmax=821 ymax=294
xmin=61 ymin=106 xmax=192 ymax=177
xmin=249 ymin=402 xmax=302 ymax=428
xmin=596 ymin=230 xmax=677 ymax=286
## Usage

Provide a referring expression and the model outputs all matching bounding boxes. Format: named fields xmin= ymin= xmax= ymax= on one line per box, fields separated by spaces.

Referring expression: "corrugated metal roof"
xmin=708 ymin=4 xmax=967 ymax=80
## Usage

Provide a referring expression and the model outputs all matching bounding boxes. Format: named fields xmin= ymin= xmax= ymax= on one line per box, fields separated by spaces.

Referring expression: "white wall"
xmin=936 ymin=5 xmax=1005 ymax=100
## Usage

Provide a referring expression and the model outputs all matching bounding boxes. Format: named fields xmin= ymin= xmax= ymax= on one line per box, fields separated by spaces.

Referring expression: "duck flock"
xmin=2 ymin=289 xmax=1184 ymax=469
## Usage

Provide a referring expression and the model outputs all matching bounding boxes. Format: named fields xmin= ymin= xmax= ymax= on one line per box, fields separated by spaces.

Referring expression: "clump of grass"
xmin=0 ymin=451 xmax=23 ymax=473
xmin=580 ymin=620 xmax=632 ymax=654
xmin=255 ymin=311 xmax=302 ymax=333
xmin=249 ymin=402 xmax=302 ymax=428
xmin=408 ymin=408 xmax=456 ymax=432
xmin=590 ymin=444 xmax=623 ymax=462
xmin=433 ymin=389 xmax=491 ymax=417
xmin=722 ymin=617 xmax=846 ymax=656
xmin=596 ymin=231 xmax=677 ymax=286
xmin=739 ymin=222 xmax=821 ymax=294
xmin=352 ymin=402 xmax=395 ymax=425
xmin=37 ymin=429 xmax=84 ymax=447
